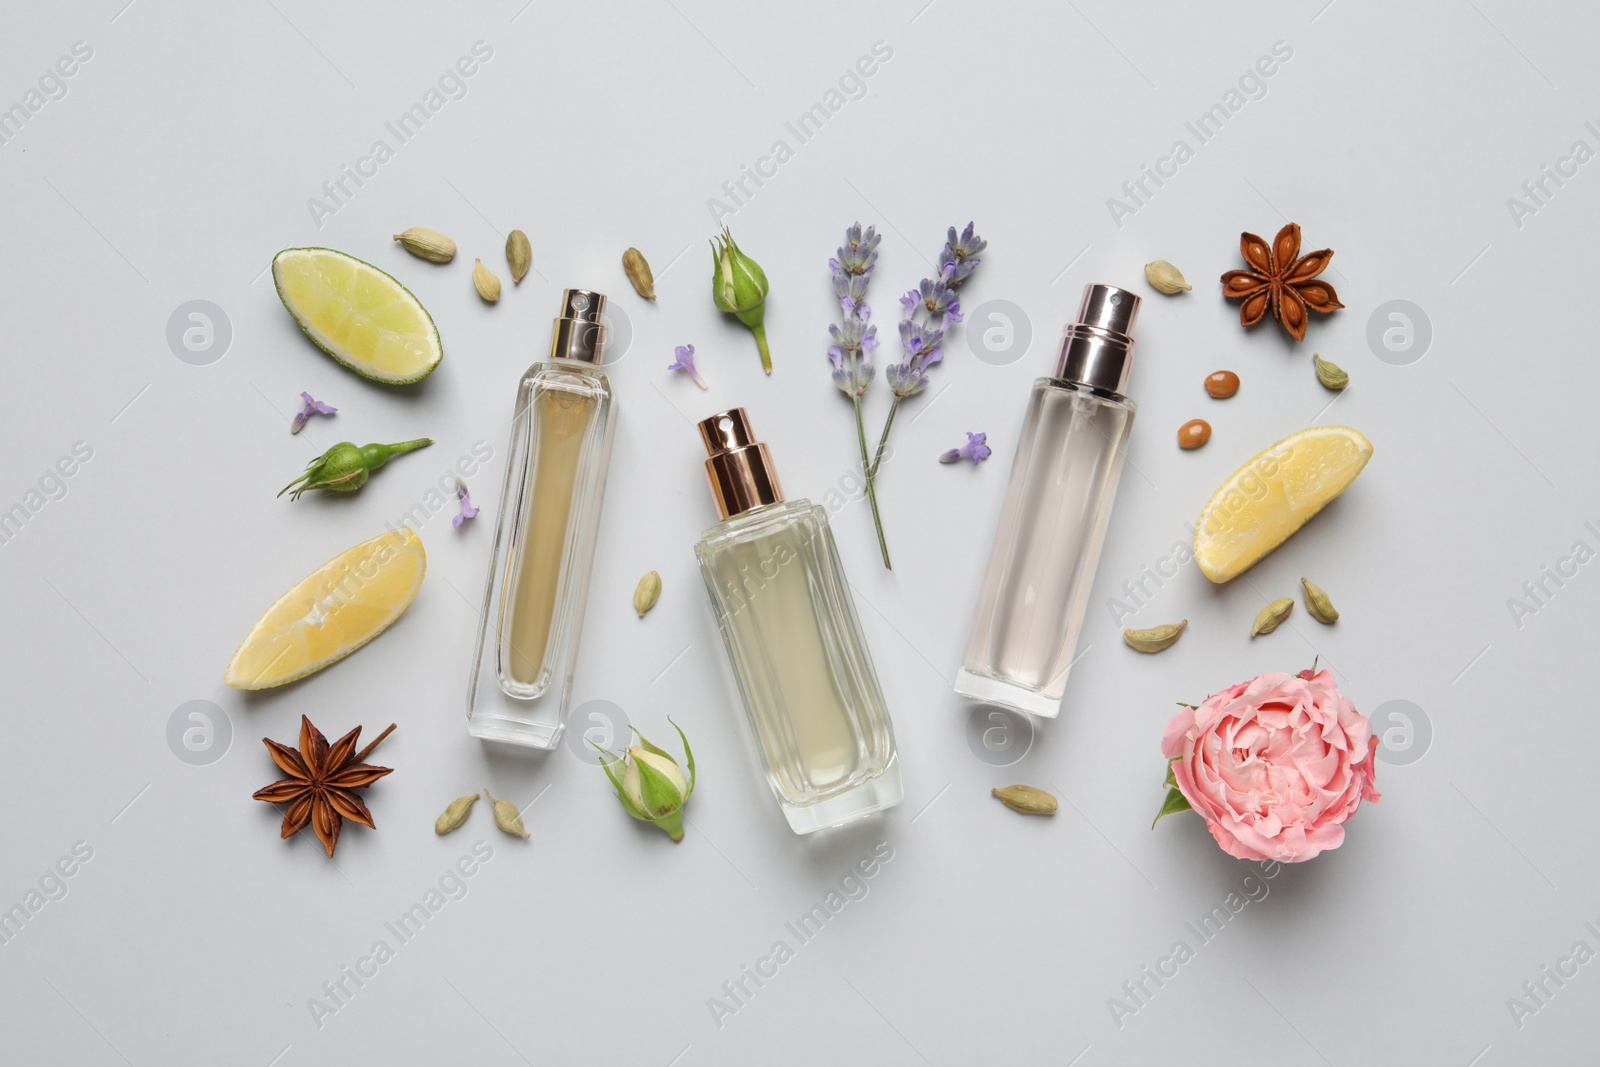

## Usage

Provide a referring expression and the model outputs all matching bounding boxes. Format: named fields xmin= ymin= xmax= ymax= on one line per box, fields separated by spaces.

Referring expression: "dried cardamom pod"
xmin=992 ymin=785 xmax=1058 ymax=815
xmin=622 ymin=247 xmax=656 ymax=300
xmin=472 ymin=258 xmax=501 ymax=303
xmin=1301 ymin=577 xmax=1340 ymax=624
xmin=1144 ymin=260 xmax=1192 ymax=294
xmin=1314 ymin=354 xmax=1348 ymax=390
xmin=634 ymin=570 xmax=662 ymax=617
xmin=1123 ymin=619 xmax=1188 ymax=653
xmin=505 ymin=229 xmax=531 ymax=285
xmin=482 ymin=787 xmax=529 ymax=839
xmin=393 ymin=226 xmax=456 ymax=263
xmin=434 ymin=793 xmax=478 ymax=835
xmin=1251 ymin=597 xmax=1295 ymax=636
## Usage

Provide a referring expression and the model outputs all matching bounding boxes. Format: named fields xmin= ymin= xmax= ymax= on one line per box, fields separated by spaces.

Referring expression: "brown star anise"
xmin=253 ymin=716 xmax=395 ymax=857
xmin=1219 ymin=222 xmax=1344 ymax=342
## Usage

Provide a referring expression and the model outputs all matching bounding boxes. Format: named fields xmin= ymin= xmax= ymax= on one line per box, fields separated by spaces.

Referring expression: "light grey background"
xmin=1 ymin=1 xmax=1594 ymax=1064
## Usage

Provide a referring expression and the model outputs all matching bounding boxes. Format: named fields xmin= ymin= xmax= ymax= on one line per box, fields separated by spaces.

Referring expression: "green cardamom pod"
xmin=1314 ymin=354 xmax=1348 ymax=390
xmin=1301 ymin=577 xmax=1340 ymax=624
xmin=1123 ymin=619 xmax=1188 ymax=653
xmin=622 ymin=247 xmax=656 ymax=300
xmin=992 ymin=785 xmax=1058 ymax=815
xmin=1144 ymin=259 xmax=1192 ymax=294
xmin=393 ymin=226 xmax=456 ymax=263
xmin=506 ymin=229 xmax=531 ymax=285
xmin=473 ymin=258 xmax=502 ymax=303
xmin=434 ymin=793 xmax=478 ymax=835
xmin=1251 ymin=597 xmax=1295 ymax=636
xmin=633 ymin=570 xmax=662 ymax=617
xmin=482 ymin=787 xmax=529 ymax=840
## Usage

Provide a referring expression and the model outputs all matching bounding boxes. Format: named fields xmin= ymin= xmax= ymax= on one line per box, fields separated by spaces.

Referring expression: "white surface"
xmin=2 ymin=2 xmax=1596 ymax=1064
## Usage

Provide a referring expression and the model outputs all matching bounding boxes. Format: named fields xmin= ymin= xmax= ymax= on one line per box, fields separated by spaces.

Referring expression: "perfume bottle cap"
xmin=1053 ymin=283 xmax=1141 ymax=394
xmin=549 ymin=288 xmax=609 ymax=364
xmin=697 ymin=407 xmax=785 ymax=520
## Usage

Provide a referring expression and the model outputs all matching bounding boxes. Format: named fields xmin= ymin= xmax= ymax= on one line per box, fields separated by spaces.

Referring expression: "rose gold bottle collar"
xmin=697 ymin=408 xmax=784 ymax=520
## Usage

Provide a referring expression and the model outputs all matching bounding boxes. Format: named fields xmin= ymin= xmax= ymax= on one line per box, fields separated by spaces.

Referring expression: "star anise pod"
xmin=1219 ymin=222 xmax=1344 ymax=342
xmin=252 ymin=716 xmax=395 ymax=857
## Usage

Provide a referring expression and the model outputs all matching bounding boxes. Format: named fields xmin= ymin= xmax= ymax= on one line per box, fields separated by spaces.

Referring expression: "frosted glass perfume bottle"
xmin=466 ymin=289 xmax=617 ymax=748
xmin=693 ymin=409 xmax=903 ymax=833
xmin=956 ymin=283 xmax=1142 ymax=718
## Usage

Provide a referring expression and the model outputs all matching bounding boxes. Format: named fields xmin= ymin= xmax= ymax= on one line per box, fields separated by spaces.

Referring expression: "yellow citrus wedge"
xmin=225 ymin=528 xmax=426 ymax=689
xmin=1193 ymin=425 xmax=1373 ymax=584
xmin=272 ymin=247 xmax=442 ymax=384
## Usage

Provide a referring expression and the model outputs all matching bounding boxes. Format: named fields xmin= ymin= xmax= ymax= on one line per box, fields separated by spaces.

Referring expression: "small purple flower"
xmin=940 ymin=432 xmax=992 ymax=465
xmin=667 ymin=344 xmax=708 ymax=389
xmin=828 ymin=302 xmax=877 ymax=397
xmin=290 ymin=391 xmax=337 ymax=434
xmin=452 ymin=477 xmax=479 ymax=528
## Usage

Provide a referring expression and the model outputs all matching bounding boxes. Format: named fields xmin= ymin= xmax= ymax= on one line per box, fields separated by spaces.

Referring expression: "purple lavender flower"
xmin=886 ymin=224 xmax=984 ymax=398
xmin=452 ymin=476 xmax=479 ymax=528
xmin=938 ymin=222 xmax=987 ymax=285
xmin=830 ymin=222 xmax=880 ymax=308
xmin=290 ymin=391 xmax=337 ymax=434
xmin=828 ymin=302 xmax=878 ymax=397
xmin=828 ymin=224 xmax=881 ymax=398
xmin=940 ymin=432 xmax=992 ymax=465
xmin=667 ymin=344 xmax=708 ymax=389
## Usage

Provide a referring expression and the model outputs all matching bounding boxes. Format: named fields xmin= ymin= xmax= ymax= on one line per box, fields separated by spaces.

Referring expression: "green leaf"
xmin=1152 ymin=786 xmax=1193 ymax=829
xmin=669 ymin=716 xmax=696 ymax=800
xmin=1164 ymin=758 xmax=1180 ymax=789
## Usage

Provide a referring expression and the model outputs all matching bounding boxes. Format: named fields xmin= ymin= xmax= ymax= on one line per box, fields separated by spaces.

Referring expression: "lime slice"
xmin=1193 ymin=425 xmax=1373 ymax=583
xmin=272 ymin=247 xmax=442 ymax=384
xmin=225 ymin=528 xmax=426 ymax=689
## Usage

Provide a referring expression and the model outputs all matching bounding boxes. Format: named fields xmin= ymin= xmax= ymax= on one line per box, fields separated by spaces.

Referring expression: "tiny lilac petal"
xmin=291 ymin=391 xmax=336 ymax=434
xmin=453 ymin=477 xmax=479 ymax=529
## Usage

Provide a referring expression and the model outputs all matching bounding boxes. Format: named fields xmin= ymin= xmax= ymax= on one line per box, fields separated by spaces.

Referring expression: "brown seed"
xmin=1205 ymin=370 xmax=1240 ymax=398
xmin=1178 ymin=419 xmax=1211 ymax=449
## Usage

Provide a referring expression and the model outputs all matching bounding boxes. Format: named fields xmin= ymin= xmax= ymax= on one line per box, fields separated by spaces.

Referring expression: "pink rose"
xmin=1161 ymin=669 xmax=1380 ymax=862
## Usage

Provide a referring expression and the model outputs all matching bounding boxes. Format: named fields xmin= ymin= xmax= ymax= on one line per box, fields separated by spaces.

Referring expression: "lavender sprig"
xmin=860 ymin=224 xmax=984 ymax=567
xmin=827 ymin=223 xmax=890 ymax=564
xmin=827 ymin=222 xmax=985 ymax=568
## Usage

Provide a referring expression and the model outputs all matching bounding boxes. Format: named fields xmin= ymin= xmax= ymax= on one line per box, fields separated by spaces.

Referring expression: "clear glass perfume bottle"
xmin=466 ymin=289 xmax=617 ymax=748
xmin=693 ymin=408 xmax=903 ymax=833
xmin=956 ymin=283 xmax=1142 ymax=718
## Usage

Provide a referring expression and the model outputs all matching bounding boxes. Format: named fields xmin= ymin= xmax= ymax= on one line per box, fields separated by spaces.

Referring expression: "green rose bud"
xmin=278 ymin=438 xmax=432 ymax=500
xmin=596 ymin=718 xmax=696 ymax=843
xmin=710 ymin=228 xmax=772 ymax=374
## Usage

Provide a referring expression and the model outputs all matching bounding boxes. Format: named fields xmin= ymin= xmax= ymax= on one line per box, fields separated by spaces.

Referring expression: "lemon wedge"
xmin=272 ymin=247 xmax=442 ymax=384
xmin=225 ymin=528 xmax=426 ymax=689
xmin=1193 ymin=426 xmax=1373 ymax=583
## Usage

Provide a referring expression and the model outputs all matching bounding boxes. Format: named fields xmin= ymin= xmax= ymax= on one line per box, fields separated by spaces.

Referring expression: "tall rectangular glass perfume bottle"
xmin=467 ymin=289 xmax=617 ymax=748
xmin=693 ymin=408 xmax=903 ymax=833
xmin=956 ymin=283 xmax=1142 ymax=718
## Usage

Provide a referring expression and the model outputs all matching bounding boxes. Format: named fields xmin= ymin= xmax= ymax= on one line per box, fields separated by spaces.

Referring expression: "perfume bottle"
xmin=956 ymin=283 xmax=1142 ymax=718
xmin=466 ymin=289 xmax=617 ymax=748
xmin=693 ymin=408 xmax=903 ymax=833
